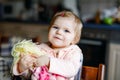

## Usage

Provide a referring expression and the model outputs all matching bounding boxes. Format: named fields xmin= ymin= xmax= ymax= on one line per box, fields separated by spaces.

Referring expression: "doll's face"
xmin=48 ymin=17 xmax=75 ymax=48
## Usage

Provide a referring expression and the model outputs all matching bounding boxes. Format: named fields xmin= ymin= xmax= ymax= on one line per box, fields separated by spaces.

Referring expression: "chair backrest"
xmin=81 ymin=64 xmax=105 ymax=80
xmin=97 ymin=64 xmax=105 ymax=80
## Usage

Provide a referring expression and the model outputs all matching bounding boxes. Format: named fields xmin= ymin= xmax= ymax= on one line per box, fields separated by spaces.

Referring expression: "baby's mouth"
xmin=54 ymin=36 xmax=62 ymax=40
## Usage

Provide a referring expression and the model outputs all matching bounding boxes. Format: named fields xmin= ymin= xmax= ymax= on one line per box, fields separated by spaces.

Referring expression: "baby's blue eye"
xmin=53 ymin=26 xmax=59 ymax=29
xmin=64 ymin=30 xmax=70 ymax=33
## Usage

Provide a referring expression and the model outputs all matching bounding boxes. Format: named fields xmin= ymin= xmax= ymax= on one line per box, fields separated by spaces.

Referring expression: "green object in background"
xmin=103 ymin=17 xmax=113 ymax=25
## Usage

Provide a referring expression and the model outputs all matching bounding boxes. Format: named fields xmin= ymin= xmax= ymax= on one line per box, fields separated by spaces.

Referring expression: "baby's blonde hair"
xmin=49 ymin=11 xmax=83 ymax=44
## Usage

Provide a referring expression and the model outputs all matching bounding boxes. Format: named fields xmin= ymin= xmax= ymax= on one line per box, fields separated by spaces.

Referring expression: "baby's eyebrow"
xmin=64 ymin=26 xmax=71 ymax=30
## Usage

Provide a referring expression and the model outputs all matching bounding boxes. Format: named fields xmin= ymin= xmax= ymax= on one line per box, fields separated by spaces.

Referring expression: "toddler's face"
xmin=48 ymin=17 xmax=75 ymax=48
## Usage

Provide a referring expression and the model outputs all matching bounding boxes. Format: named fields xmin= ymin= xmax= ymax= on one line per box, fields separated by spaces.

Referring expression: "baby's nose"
xmin=56 ymin=29 xmax=63 ymax=34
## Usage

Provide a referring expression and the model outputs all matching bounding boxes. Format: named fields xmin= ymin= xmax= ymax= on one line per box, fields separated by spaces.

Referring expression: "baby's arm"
xmin=12 ymin=54 xmax=37 ymax=76
xmin=56 ymin=76 xmax=66 ymax=80
xmin=48 ymin=46 xmax=83 ymax=78
xmin=35 ymin=55 xmax=50 ymax=68
xmin=12 ymin=54 xmax=37 ymax=79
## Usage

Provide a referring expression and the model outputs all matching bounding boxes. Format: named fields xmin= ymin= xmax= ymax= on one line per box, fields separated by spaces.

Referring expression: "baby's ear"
xmin=73 ymin=36 xmax=80 ymax=44
xmin=71 ymin=39 xmax=77 ymax=45
xmin=70 ymin=42 xmax=75 ymax=45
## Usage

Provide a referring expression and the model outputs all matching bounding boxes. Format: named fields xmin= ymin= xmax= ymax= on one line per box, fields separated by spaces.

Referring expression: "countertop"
xmin=83 ymin=23 xmax=120 ymax=31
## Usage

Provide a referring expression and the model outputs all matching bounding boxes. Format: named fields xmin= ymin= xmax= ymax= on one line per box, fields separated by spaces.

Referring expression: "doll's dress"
xmin=31 ymin=66 xmax=50 ymax=80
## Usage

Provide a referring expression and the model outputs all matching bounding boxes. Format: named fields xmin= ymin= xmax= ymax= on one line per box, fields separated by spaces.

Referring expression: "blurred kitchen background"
xmin=0 ymin=0 xmax=120 ymax=80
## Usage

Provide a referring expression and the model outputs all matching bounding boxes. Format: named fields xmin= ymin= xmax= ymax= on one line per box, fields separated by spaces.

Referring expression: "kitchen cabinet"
xmin=106 ymin=42 xmax=120 ymax=80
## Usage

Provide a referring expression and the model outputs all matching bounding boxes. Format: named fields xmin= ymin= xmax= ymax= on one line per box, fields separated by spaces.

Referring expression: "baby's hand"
xmin=35 ymin=55 xmax=50 ymax=68
xmin=18 ymin=54 xmax=37 ymax=72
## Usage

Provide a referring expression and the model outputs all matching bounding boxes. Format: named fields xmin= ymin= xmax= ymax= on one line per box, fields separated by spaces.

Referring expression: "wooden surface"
xmin=81 ymin=64 xmax=105 ymax=80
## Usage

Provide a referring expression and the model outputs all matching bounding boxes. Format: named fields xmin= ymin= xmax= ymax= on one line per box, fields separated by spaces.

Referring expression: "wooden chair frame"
xmin=81 ymin=64 xmax=105 ymax=80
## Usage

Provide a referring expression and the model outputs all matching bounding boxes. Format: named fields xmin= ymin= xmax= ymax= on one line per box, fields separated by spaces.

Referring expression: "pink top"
xmin=37 ymin=43 xmax=83 ymax=80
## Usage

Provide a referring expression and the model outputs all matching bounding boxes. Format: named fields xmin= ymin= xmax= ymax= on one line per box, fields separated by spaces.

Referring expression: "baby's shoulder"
xmin=70 ymin=44 xmax=81 ymax=50
xmin=37 ymin=42 xmax=52 ymax=50
xmin=69 ymin=45 xmax=82 ymax=53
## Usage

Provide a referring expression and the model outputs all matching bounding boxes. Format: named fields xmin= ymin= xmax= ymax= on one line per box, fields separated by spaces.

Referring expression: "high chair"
xmin=81 ymin=64 xmax=105 ymax=80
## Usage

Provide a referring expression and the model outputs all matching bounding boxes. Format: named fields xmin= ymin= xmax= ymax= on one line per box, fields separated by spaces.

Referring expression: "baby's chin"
xmin=51 ymin=44 xmax=67 ymax=49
